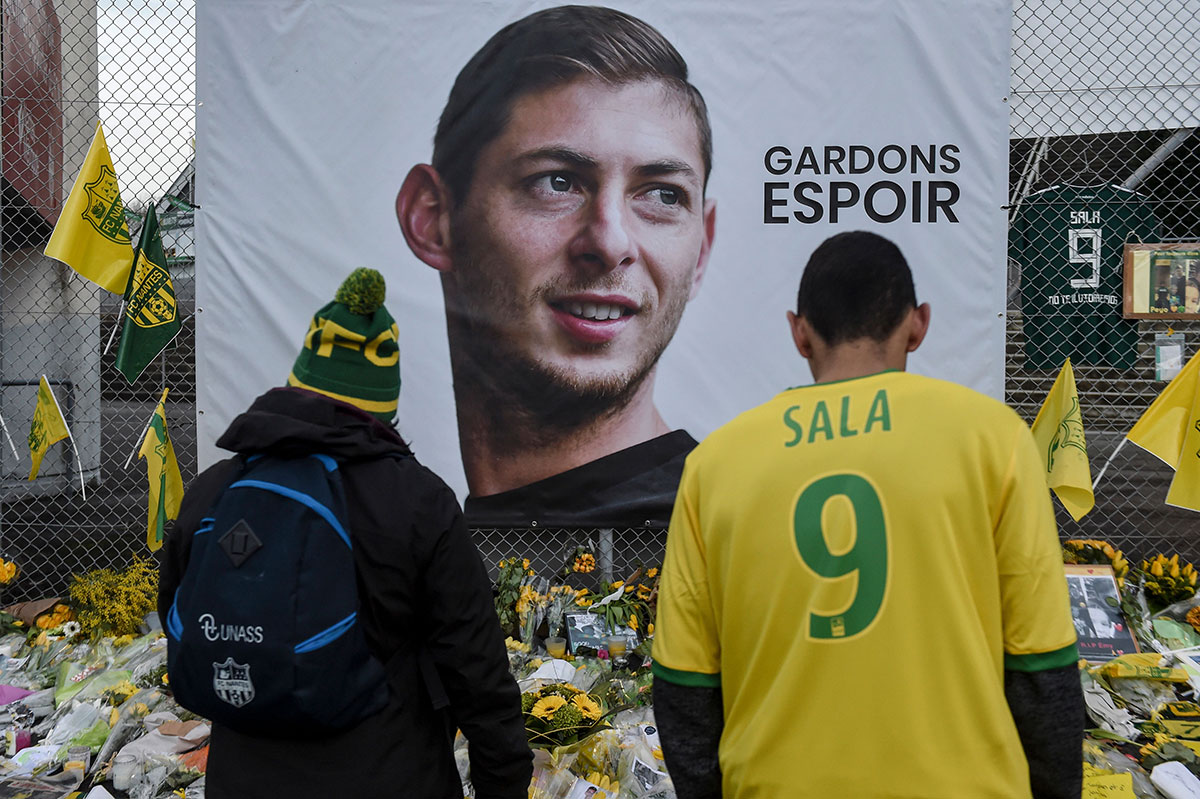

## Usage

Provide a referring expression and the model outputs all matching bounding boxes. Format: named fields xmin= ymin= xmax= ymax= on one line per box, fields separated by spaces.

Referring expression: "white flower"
xmin=61 ymin=621 xmax=82 ymax=637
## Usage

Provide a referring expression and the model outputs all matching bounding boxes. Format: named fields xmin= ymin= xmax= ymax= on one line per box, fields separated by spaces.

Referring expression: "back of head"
xmin=432 ymin=4 xmax=712 ymax=203
xmin=795 ymin=231 xmax=917 ymax=345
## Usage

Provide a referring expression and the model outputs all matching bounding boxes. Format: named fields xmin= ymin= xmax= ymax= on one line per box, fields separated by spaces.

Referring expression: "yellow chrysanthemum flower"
xmin=646 ymin=567 xmax=658 ymax=579
xmin=610 ymin=581 xmax=624 ymax=589
xmin=628 ymin=615 xmax=639 ymax=631
xmin=530 ymin=695 xmax=567 ymax=721
xmin=571 ymin=693 xmax=602 ymax=722
xmin=516 ymin=584 xmax=537 ymax=615
xmin=637 ymin=585 xmax=652 ymax=600
xmin=647 ymin=622 xmax=654 ymax=636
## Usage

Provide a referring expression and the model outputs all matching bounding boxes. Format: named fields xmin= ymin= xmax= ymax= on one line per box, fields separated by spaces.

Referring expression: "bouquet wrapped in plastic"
xmin=523 ymin=683 xmax=611 ymax=750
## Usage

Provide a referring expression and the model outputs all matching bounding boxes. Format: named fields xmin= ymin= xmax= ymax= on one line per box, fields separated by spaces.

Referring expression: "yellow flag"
xmin=1030 ymin=358 xmax=1094 ymax=521
xmin=1128 ymin=350 xmax=1200 ymax=510
xmin=27 ymin=376 xmax=70 ymax=481
xmin=43 ymin=121 xmax=133 ymax=294
xmin=138 ymin=388 xmax=183 ymax=551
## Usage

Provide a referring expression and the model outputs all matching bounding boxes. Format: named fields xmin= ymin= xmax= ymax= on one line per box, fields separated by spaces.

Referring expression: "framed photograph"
xmin=1065 ymin=563 xmax=1139 ymax=661
xmin=1123 ymin=243 xmax=1200 ymax=318
xmin=563 ymin=612 xmax=638 ymax=654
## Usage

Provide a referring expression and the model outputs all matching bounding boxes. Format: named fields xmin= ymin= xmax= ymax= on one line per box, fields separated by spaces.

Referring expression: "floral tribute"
xmin=68 ymin=555 xmax=158 ymax=638
xmin=493 ymin=545 xmax=662 ymax=650
xmin=1139 ymin=553 xmax=1198 ymax=613
xmin=521 ymin=683 xmax=610 ymax=749
xmin=1063 ymin=539 xmax=1130 ymax=587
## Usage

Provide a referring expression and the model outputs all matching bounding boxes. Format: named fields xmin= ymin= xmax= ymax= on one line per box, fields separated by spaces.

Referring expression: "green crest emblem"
xmin=126 ymin=254 xmax=177 ymax=329
xmin=1047 ymin=397 xmax=1087 ymax=471
xmin=27 ymin=417 xmax=45 ymax=452
xmin=81 ymin=164 xmax=131 ymax=244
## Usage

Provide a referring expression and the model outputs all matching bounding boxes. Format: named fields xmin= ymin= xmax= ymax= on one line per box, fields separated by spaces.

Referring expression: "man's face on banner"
xmin=443 ymin=77 xmax=715 ymax=408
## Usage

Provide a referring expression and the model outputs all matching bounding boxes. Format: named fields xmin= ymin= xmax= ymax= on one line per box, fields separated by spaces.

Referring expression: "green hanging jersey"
xmin=1011 ymin=184 xmax=1159 ymax=369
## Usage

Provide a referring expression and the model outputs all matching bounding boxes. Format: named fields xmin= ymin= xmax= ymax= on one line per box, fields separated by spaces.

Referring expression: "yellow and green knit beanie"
xmin=287 ymin=268 xmax=400 ymax=422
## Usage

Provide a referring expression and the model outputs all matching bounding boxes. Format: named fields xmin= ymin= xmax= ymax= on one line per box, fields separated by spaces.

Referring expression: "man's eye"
xmin=547 ymin=174 xmax=572 ymax=192
xmin=657 ymin=188 xmax=680 ymax=205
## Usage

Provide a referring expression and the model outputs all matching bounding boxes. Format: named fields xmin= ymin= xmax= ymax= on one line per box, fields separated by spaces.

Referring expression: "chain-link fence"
xmin=0 ymin=1 xmax=1198 ymax=601
xmin=1 ymin=0 xmax=197 ymax=601
xmin=1008 ymin=0 xmax=1200 ymax=563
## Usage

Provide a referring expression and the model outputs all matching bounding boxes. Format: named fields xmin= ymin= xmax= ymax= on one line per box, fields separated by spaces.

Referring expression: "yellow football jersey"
xmin=653 ymin=370 xmax=1077 ymax=799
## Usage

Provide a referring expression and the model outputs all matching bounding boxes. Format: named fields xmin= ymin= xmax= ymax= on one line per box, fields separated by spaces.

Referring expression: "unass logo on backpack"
xmin=213 ymin=658 xmax=256 ymax=708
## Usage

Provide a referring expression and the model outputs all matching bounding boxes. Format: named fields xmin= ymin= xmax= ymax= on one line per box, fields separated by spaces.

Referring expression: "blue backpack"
xmin=166 ymin=453 xmax=387 ymax=737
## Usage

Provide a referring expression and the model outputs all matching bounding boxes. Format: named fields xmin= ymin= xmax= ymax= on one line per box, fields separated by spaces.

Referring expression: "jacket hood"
xmin=216 ymin=387 xmax=412 ymax=461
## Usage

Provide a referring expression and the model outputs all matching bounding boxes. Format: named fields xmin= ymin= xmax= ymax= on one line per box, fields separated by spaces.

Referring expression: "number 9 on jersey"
xmin=792 ymin=473 xmax=889 ymax=641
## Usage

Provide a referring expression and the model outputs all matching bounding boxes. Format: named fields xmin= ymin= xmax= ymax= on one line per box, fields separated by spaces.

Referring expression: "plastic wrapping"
xmin=1084 ymin=740 xmax=1164 ymax=799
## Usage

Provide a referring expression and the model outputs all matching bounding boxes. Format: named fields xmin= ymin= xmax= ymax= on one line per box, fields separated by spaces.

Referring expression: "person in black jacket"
xmin=158 ymin=268 xmax=531 ymax=798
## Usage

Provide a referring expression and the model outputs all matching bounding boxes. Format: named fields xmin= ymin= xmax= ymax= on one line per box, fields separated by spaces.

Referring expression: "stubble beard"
xmin=444 ymin=246 xmax=690 ymax=449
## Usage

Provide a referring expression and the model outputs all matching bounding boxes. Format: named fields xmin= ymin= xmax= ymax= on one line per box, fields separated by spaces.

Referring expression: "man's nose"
xmin=569 ymin=189 xmax=638 ymax=272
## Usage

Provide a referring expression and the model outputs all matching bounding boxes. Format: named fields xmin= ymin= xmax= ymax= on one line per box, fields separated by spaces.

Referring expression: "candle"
xmin=112 ymin=754 xmax=137 ymax=791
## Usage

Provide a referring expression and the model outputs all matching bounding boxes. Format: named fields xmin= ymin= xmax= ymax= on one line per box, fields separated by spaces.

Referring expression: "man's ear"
xmin=906 ymin=302 xmax=932 ymax=353
xmin=688 ymin=198 xmax=717 ymax=300
xmin=396 ymin=164 xmax=454 ymax=273
xmin=787 ymin=310 xmax=814 ymax=358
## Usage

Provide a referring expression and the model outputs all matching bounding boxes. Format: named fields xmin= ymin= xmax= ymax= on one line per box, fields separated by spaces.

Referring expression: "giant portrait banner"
xmin=195 ymin=0 xmax=1011 ymax=512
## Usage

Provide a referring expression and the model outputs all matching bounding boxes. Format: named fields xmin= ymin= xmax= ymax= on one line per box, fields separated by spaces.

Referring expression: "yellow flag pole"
xmin=1092 ymin=438 xmax=1127 ymax=491
xmin=0 ymin=411 xmax=20 ymax=461
xmin=42 ymin=377 xmax=85 ymax=500
xmin=125 ymin=388 xmax=169 ymax=470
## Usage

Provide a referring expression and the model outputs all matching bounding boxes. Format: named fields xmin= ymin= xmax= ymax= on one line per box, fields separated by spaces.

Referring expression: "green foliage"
xmin=494 ymin=556 xmax=528 ymax=638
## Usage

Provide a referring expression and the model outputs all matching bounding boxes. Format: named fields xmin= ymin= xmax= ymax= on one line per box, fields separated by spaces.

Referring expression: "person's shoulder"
xmin=902 ymin=369 xmax=1022 ymax=412
xmin=381 ymin=452 xmax=464 ymax=510
xmin=688 ymin=391 xmax=797 ymax=461
xmin=898 ymin=373 xmax=1028 ymax=432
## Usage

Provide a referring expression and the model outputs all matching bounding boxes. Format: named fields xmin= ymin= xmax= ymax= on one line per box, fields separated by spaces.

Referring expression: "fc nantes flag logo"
xmin=43 ymin=122 xmax=134 ymax=294
xmin=82 ymin=164 xmax=132 ymax=245
xmin=115 ymin=206 xmax=182 ymax=382
xmin=1031 ymin=358 xmax=1094 ymax=521
xmin=127 ymin=253 xmax=178 ymax=329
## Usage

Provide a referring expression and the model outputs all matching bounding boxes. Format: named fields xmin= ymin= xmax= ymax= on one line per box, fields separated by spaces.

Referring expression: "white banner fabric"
xmin=196 ymin=0 xmax=1011 ymax=500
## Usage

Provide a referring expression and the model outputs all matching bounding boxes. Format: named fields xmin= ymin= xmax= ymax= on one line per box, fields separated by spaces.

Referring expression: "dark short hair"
xmin=796 ymin=231 xmax=917 ymax=345
xmin=432 ymin=5 xmax=712 ymax=205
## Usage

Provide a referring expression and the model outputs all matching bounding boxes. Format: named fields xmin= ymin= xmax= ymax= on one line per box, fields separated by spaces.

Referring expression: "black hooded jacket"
xmin=158 ymin=388 xmax=532 ymax=798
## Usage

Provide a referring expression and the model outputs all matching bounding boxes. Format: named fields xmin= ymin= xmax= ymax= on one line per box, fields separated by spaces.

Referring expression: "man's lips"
xmin=549 ymin=294 xmax=638 ymax=344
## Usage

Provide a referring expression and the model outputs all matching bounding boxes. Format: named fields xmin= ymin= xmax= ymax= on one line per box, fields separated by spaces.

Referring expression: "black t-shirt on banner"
xmin=464 ymin=430 xmax=697 ymax=529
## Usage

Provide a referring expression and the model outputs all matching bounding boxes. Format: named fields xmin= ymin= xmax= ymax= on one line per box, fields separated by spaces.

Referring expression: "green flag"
xmin=115 ymin=205 xmax=181 ymax=382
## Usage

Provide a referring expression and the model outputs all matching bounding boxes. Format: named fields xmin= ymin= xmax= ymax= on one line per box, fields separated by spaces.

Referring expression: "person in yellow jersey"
xmin=651 ymin=230 xmax=1084 ymax=799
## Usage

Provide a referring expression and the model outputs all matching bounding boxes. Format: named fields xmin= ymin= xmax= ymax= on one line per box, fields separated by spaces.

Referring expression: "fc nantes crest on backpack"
xmin=116 ymin=206 xmax=182 ymax=382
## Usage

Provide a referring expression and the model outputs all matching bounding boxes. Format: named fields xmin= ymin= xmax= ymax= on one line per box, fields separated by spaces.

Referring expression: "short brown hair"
xmin=432 ymin=5 xmax=712 ymax=205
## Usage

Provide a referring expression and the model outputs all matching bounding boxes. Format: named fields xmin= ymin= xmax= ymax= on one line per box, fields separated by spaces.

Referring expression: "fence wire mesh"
xmin=0 ymin=1 xmax=1197 ymax=601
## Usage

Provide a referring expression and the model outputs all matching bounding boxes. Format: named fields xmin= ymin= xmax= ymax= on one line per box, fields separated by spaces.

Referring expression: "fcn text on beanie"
xmin=287 ymin=268 xmax=400 ymax=422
